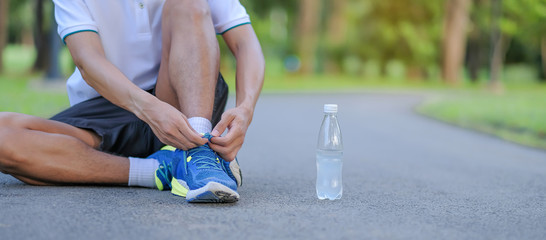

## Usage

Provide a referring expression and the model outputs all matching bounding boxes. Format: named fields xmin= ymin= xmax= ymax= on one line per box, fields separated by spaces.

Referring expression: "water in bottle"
xmin=316 ymin=104 xmax=343 ymax=200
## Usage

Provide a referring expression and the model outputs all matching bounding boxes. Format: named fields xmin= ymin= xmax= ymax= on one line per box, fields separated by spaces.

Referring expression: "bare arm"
xmin=65 ymin=32 xmax=206 ymax=150
xmin=210 ymin=24 xmax=265 ymax=161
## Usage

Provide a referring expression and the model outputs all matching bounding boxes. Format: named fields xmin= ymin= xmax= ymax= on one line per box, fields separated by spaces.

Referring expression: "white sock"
xmin=128 ymin=157 xmax=159 ymax=188
xmin=188 ymin=117 xmax=212 ymax=134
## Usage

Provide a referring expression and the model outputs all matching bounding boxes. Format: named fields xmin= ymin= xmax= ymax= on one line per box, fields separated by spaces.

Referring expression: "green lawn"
xmin=0 ymin=75 xmax=69 ymax=117
xmin=2 ymin=44 xmax=546 ymax=149
xmin=1 ymin=45 xmax=69 ymax=117
xmin=418 ymin=86 xmax=546 ymax=149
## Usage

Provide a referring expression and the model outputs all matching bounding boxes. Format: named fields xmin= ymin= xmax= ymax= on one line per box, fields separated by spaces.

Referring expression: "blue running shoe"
xmin=201 ymin=133 xmax=242 ymax=187
xmin=171 ymin=134 xmax=239 ymax=203
xmin=147 ymin=145 xmax=176 ymax=191
xmin=171 ymin=145 xmax=239 ymax=202
xmin=221 ymin=157 xmax=242 ymax=187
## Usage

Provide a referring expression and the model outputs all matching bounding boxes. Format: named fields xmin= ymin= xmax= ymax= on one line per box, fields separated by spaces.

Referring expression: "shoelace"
xmin=156 ymin=160 xmax=172 ymax=180
xmin=184 ymin=133 xmax=222 ymax=172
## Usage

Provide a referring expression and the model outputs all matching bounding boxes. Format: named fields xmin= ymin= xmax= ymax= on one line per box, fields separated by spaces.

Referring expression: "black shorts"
xmin=50 ymin=74 xmax=228 ymax=158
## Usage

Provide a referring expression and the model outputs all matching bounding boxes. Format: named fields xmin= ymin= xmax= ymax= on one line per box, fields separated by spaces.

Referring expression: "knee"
xmin=0 ymin=112 xmax=42 ymax=130
xmin=0 ymin=113 xmax=34 ymax=171
xmin=0 ymin=112 xmax=28 ymax=129
xmin=0 ymin=112 xmax=17 ymax=127
xmin=165 ymin=0 xmax=211 ymax=23
xmin=0 ymin=128 xmax=25 ymax=173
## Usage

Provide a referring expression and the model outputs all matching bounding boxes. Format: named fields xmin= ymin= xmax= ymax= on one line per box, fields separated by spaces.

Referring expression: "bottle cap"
xmin=324 ymin=104 xmax=338 ymax=113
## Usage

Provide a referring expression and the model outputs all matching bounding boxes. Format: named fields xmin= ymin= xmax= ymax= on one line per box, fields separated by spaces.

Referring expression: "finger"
xmin=184 ymin=117 xmax=209 ymax=145
xmin=209 ymin=143 xmax=226 ymax=155
xmin=211 ymin=125 xmax=242 ymax=146
xmin=209 ymin=143 xmax=236 ymax=162
xmin=176 ymin=118 xmax=207 ymax=146
xmin=166 ymin=140 xmax=188 ymax=151
xmin=156 ymin=121 xmax=199 ymax=150
xmin=211 ymin=137 xmax=244 ymax=159
xmin=164 ymin=131 xmax=195 ymax=150
xmin=149 ymin=126 xmax=186 ymax=150
xmin=211 ymin=113 xmax=235 ymax=137
xmin=181 ymin=128 xmax=207 ymax=146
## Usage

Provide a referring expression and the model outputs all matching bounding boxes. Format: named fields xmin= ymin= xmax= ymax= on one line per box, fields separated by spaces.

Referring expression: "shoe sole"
xmin=186 ymin=182 xmax=239 ymax=203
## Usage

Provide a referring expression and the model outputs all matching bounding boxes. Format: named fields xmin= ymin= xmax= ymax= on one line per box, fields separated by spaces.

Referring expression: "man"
xmin=0 ymin=0 xmax=264 ymax=203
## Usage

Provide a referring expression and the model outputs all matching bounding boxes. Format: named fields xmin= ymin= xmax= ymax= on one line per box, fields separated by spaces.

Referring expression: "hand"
xmin=141 ymin=100 xmax=207 ymax=150
xmin=209 ymin=107 xmax=253 ymax=161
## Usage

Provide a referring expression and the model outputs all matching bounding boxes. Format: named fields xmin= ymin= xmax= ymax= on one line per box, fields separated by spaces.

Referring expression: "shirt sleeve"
xmin=208 ymin=0 xmax=251 ymax=34
xmin=53 ymin=0 xmax=98 ymax=43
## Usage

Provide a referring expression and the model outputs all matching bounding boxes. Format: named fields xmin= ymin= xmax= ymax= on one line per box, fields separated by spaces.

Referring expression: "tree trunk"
xmin=326 ymin=0 xmax=347 ymax=47
xmin=406 ymin=65 xmax=426 ymax=81
xmin=466 ymin=37 xmax=480 ymax=82
xmin=324 ymin=0 xmax=347 ymax=73
xmin=442 ymin=0 xmax=471 ymax=84
xmin=33 ymin=0 xmax=50 ymax=72
xmin=0 ymin=0 xmax=9 ymax=73
xmin=296 ymin=0 xmax=322 ymax=74
xmin=540 ymin=36 xmax=546 ymax=81
xmin=489 ymin=34 xmax=509 ymax=86
xmin=46 ymin=8 xmax=62 ymax=80
xmin=465 ymin=21 xmax=487 ymax=82
xmin=488 ymin=0 xmax=505 ymax=91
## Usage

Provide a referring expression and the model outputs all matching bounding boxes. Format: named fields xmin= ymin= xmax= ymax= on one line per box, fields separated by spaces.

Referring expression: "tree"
xmin=486 ymin=0 xmax=546 ymax=84
xmin=296 ymin=0 xmax=322 ymax=74
xmin=353 ymin=0 xmax=443 ymax=79
xmin=45 ymin=10 xmax=62 ymax=80
xmin=489 ymin=0 xmax=504 ymax=88
xmin=542 ymin=37 xmax=546 ymax=81
xmin=504 ymin=0 xmax=546 ymax=82
xmin=33 ymin=0 xmax=50 ymax=72
xmin=466 ymin=0 xmax=489 ymax=82
xmin=323 ymin=0 xmax=348 ymax=73
xmin=0 ymin=0 xmax=9 ymax=72
xmin=442 ymin=0 xmax=471 ymax=84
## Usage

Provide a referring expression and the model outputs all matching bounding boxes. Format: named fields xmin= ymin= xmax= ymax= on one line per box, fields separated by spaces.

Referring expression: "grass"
xmin=1 ymin=45 xmax=69 ymax=117
xmin=221 ymin=70 xmax=449 ymax=93
xmin=0 ymin=75 xmax=69 ymax=117
xmin=417 ymin=86 xmax=546 ymax=149
xmin=2 ymin=44 xmax=546 ymax=149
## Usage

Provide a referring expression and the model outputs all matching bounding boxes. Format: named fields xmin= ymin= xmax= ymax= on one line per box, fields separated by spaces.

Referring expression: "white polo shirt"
xmin=53 ymin=0 xmax=250 ymax=106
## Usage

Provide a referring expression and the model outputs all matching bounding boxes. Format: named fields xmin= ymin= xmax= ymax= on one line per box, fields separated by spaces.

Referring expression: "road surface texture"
xmin=1 ymin=92 xmax=545 ymax=239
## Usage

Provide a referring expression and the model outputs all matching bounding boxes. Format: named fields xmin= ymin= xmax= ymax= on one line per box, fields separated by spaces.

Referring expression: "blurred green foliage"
xmin=234 ymin=0 xmax=546 ymax=82
xmin=3 ymin=0 xmax=546 ymax=82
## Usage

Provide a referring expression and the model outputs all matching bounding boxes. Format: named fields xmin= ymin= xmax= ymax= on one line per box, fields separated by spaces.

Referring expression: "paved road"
xmin=1 ymin=92 xmax=545 ymax=240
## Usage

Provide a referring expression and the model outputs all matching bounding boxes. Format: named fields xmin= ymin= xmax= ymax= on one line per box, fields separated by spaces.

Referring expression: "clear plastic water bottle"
xmin=316 ymin=104 xmax=343 ymax=200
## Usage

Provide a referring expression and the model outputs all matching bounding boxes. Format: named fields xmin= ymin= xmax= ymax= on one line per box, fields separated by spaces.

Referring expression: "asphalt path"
xmin=1 ymin=92 xmax=545 ymax=240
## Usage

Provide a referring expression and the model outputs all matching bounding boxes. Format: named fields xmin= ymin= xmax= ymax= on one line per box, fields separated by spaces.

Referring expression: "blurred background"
xmin=0 ymin=0 xmax=545 ymax=149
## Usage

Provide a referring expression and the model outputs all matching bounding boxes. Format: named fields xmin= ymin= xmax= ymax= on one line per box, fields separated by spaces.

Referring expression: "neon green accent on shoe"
xmin=150 ymin=146 xmax=176 ymax=191
xmin=161 ymin=145 xmax=176 ymax=151
xmin=171 ymin=178 xmax=188 ymax=197
xmin=155 ymin=172 xmax=165 ymax=191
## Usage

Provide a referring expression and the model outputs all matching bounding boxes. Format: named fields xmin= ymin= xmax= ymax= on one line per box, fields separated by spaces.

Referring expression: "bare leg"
xmin=0 ymin=0 xmax=220 ymax=186
xmin=0 ymin=112 xmax=129 ymax=185
xmin=155 ymin=0 xmax=219 ymax=120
